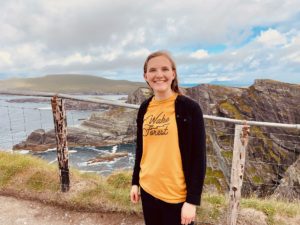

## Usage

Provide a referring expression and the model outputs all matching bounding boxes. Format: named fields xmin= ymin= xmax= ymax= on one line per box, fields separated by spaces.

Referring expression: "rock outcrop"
xmin=87 ymin=152 xmax=129 ymax=164
xmin=186 ymin=79 xmax=300 ymax=197
xmin=7 ymin=98 xmax=109 ymax=110
xmin=272 ymin=156 xmax=300 ymax=200
xmin=13 ymin=107 xmax=137 ymax=151
xmin=126 ymin=87 xmax=152 ymax=105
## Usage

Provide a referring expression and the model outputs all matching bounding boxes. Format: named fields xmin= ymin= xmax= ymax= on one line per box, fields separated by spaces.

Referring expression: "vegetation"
xmin=0 ymin=74 xmax=147 ymax=94
xmin=219 ymin=101 xmax=244 ymax=120
xmin=0 ymin=151 xmax=299 ymax=225
xmin=221 ymin=150 xmax=233 ymax=160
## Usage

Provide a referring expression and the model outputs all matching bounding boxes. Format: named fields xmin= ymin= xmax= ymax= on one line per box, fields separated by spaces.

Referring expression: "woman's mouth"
xmin=154 ymin=80 xmax=167 ymax=83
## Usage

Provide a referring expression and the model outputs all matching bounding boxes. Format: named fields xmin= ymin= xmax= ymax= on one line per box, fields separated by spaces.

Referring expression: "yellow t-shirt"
xmin=139 ymin=93 xmax=187 ymax=203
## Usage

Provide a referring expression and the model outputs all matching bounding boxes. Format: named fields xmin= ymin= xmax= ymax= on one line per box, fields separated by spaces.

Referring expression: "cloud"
xmin=256 ymin=29 xmax=287 ymax=46
xmin=62 ymin=53 xmax=93 ymax=65
xmin=128 ymin=48 xmax=151 ymax=58
xmin=0 ymin=0 xmax=300 ymax=84
xmin=0 ymin=51 xmax=12 ymax=66
xmin=190 ymin=49 xmax=209 ymax=59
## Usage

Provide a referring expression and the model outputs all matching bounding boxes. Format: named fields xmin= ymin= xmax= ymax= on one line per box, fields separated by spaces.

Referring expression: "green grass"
xmin=252 ymin=175 xmax=264 ymax=185
xmin=26 ymin=170 xmax=60 ymax=192
xmin=0 ymin=152 xmax=40 ymax=187
xmin=221 ymin=150 xmax=233 ymax=160
xmin=241 ymin=197 xmax=300 ymax=224
xmin=0 ymin=151 xmax=299 ymax=225
xmin=0 ymin=74 xmax=147 ymax=94
xmin=219 ymin=101 xmax=244 ymax=119
xmin=204 ymin=167 xmax=226 ymax=193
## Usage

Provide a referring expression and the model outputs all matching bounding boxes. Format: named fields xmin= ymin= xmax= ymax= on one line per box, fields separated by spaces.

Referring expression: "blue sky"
xmin=0 ymin=0 xmax=300 ymax=86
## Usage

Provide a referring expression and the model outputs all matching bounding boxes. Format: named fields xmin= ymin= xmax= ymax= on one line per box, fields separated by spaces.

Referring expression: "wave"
xmin=37 ymin=107 xmax=52 ymax=110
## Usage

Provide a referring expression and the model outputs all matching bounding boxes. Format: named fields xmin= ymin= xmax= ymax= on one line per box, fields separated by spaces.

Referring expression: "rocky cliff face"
xmin=273 ymin=156 xmax=300 ymax=200
xmin=186 ymin=80 xmax=300 ymax=198
xmin=13 ymin=106 xmax=137 ymax=151
xmin=126 ymin=87 xmax=152 ymax=105
xmin=7 ymin=98 xmax=109 ymax=110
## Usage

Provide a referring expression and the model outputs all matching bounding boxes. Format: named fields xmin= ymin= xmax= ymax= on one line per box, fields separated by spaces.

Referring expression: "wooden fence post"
xmin=51 ymin=95 xmax=70 ymax=192
xmin=228 ymin=123 xmax=250 ymax=225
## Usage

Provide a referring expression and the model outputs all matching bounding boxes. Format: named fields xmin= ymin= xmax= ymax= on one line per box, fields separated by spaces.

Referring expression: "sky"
xmin=0 ymin=0 xmax=300 ymax=86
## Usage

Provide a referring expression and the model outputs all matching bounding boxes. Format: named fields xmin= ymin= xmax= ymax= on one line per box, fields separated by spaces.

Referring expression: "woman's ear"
xmin=172 ymin=71 xmax=176 ymax=80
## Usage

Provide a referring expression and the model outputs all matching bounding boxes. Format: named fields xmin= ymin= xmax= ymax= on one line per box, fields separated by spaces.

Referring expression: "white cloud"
xmin=190 ymin=49 xmax=209 ymax=59
xmin=0 ymin=51 xmax=13 ymax=66
xmin=101 ymin=50 xmax=122 ymax=62
xmin=285 ymin=53 xmax=300 ymax=63
xmin=128 ymin=48 xmax=151 ymax=58
xmin=256 ymin=29 xmax=287 ymax=47
xmin=0 ymin=0 xmax=300 ymax=84
xmin=62 ymin=53 xmax=93 ymax=65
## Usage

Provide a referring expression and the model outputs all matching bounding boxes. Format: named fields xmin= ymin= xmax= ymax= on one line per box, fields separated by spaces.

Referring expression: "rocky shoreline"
xmin=7 ymin=97 xmax=111 ymax=110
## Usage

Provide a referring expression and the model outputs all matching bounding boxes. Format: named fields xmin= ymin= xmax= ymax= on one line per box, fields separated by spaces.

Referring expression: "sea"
xmin=0 ymin=94 xmax=136 ymax=176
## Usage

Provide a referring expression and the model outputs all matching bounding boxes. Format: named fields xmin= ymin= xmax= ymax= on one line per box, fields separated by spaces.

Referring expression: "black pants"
xmin=140 ymin=188 xmax=194 ymax=225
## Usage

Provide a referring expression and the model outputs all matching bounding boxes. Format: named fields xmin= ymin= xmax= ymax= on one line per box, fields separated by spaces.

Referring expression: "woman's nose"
xmin=156 ymin=69 xmax=164 ymax=77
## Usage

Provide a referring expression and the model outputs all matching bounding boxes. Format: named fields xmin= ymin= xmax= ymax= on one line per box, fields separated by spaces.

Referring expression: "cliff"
xmin=13 ymin=106 xmax=137 ymax=151
xmin=125 ymin=87 xmax=152 ymax=104
xmin=7 ymin=98 xmax=109 ymax=110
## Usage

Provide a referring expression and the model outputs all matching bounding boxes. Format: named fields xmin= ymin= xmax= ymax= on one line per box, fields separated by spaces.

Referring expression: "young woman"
xmin=130 ymin=51 xmax=206 ymax=225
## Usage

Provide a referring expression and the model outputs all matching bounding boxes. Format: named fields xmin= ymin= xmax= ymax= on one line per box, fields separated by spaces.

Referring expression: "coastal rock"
xmin=13 ymin=107 xmax=137 ymax=151
xmin=126 ymin=87 xmax=152 ymax=105
xmin=87 ymin=152 xmax=128 ymax=164
xmin=187 ymin=79 xmax=300 ymax=197
xmin=186 ymin=83 xmax=243 ymax=115
xmin=272 ymin=155 xmax=300 ymax=200
xmin=7 ymin=98 xmax=109 ymax=110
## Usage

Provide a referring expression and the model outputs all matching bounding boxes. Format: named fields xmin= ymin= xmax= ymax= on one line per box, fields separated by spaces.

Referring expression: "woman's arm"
xmin=186 ymin=102 xmax=206 ymax=205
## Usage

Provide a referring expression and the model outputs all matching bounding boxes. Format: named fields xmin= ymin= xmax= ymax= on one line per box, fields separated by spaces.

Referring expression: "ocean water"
xmin=0 ymin=94 xmax=136 ymax=175
xmin=30 ymin=144 xmax=135 ymax=176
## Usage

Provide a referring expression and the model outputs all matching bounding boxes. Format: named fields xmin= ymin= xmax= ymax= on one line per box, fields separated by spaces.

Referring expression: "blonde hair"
xmin=143 ymin=50 xmax=183 ymax=95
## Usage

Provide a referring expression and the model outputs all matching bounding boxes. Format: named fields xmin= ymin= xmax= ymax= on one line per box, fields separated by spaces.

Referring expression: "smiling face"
xmin=144 ymin=55 xmax=175 ymax=97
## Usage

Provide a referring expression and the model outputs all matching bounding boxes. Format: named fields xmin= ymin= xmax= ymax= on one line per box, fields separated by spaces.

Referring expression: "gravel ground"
xmin=0 ymin=195 xmax=144 ymax=225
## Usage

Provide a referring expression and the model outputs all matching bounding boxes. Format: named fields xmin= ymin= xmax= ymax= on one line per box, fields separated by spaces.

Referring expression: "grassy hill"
xmin=0 ymin=74 xmax=147 ymax=94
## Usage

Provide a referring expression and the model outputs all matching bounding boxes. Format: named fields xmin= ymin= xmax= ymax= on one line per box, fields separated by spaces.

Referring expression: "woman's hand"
xmin=130 ymin=185 xmax=140 ymax=203
xmin=181 ymin=202 xmax=196 ymax=225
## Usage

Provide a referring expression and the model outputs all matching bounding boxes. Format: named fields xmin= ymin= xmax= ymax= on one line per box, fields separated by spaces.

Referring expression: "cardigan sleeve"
xmin=131 ymin=105 xmax=143 ymax=186
xmin=185 ymin=102 xmax=206 ymax=205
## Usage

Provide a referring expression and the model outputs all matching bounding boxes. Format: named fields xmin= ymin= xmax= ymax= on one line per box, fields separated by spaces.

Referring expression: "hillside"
xmin=186 ymin=79 xmax=300 ymax=198
xmin=0 ymin=74 xmax=147 ymax=94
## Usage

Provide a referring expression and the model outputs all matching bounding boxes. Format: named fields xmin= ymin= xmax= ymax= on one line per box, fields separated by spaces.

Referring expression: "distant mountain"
xmin=0 ymin=74 xmax=147 ymax=94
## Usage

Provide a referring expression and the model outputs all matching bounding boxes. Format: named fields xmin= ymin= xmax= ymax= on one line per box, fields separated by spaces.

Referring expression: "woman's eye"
xmin=162 ymin=68 xmax=169 ymax=71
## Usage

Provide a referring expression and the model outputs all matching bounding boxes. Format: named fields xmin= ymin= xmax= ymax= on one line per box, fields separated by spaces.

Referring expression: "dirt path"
xmin=0 ymin=195 xmax=144 ymax=225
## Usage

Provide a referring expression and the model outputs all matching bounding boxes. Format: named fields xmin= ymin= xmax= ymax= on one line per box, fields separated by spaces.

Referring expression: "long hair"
xmin=143 ymin=51 xmax=183 ymax=95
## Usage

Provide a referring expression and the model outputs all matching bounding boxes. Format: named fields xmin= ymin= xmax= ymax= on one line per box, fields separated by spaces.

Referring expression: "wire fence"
xmin=0 ymin=92 xmax=299 ymax=225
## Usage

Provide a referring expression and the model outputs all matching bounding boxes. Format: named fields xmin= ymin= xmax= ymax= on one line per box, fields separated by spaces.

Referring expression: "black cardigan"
xmin=132 ymin=94 xmax=206 ymax=205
